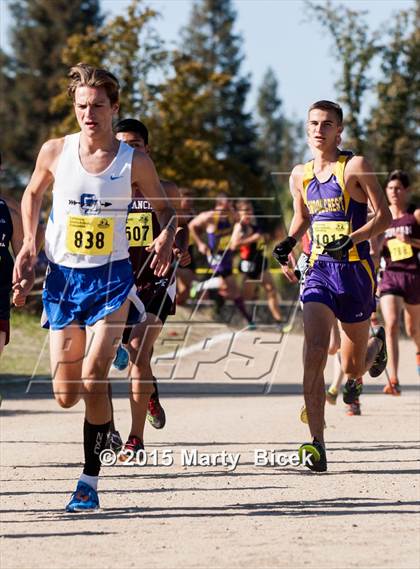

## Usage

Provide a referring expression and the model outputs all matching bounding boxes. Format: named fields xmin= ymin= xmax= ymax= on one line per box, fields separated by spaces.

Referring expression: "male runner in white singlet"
xmin=13 ymin=64 xmax=176 ymax=512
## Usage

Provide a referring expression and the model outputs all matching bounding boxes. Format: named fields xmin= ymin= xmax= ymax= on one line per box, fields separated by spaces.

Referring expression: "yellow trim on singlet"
xmin=210 ymin=210 xmax=233 ymax=236
xmin=347 ymin=219 xmax=360 ymax=261
xmin=302 ymin=161 xmax=314 ymax=205
xmin=361 ymin=259 xmax=375 ymax=296
xmin=334 ymin=154 xmax=351 ymax=215
xmin=305 ymin=152 xmax=362 ymax=263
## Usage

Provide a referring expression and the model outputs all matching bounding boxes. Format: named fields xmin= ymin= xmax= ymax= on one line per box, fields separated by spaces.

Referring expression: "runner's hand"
xmin=12 ymin=282 xmax=28 ymax=307
xmin=13 ymin=243 xmax=37 ymax=283
xmin=173 ymin=247 xmax=191 ymax=267
xmin=12 ymin=271 xmax=35 ymax=307
xmin=282 ymin=265 xmax=299 ymax=284
xmin=147 ymin=229 xmax=174 ymax=277
xmin=197 ymin=241 xmax=210 ymax=256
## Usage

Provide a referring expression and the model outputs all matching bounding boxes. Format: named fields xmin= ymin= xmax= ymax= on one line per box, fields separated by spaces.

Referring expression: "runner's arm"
xmin=7 ymin=198 xmax=24 ymax=258
xmin=13 ymin=139 xmax=59 ymax=280
xmin=272 ymin=166 xmax=310 ymax=282
xmin=189 ymin=211 xmax=213 ymax=255
xmin=237 ymin=232 xmax=262 ymax=247
xmin=133 ymin=152 xmax=176 ymax=236
xmin=369 ymin=235 xmax=384 ymax=270
xmin=287 ymin=166 xmax=311 ymax=241
xmin=231 ymin=226 xmax=262 ymax=249
xmin=229 ymin=222 xmax=243 ymax=249
xmin=163 ymin=181 xmax=190 ymax=262
xmin=132 ymin=152 xmax=176 ymax=276
xmin=396 ymin=209 xmax=420 ymax=248
xmin=346 ymin=156 xmax=392 ymax=244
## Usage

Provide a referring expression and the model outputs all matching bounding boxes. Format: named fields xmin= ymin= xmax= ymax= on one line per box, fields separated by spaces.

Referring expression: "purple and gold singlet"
xmin=206 ymin=211 xmax=234 ymax=276
xmin=300 ymin=152 xmax=376 ymax=323
xmin=303 ymin=153 xmax=370 ymax=265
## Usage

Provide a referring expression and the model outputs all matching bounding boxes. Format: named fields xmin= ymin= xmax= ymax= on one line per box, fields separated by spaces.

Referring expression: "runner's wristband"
xmin=272 ymin=236 xmax=297 ymax=266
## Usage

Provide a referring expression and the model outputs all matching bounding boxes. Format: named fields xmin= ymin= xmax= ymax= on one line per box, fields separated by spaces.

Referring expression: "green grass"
xmin=0 ymin=310 xmax=50 ymax=378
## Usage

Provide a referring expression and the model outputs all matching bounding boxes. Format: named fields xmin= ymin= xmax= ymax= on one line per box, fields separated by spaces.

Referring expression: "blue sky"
xmin=1 ymin=0 xmax=414 ymax=120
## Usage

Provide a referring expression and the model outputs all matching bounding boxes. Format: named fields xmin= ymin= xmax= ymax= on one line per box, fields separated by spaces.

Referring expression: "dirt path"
xmin=1 ymin=331 xmax=419 ymax=569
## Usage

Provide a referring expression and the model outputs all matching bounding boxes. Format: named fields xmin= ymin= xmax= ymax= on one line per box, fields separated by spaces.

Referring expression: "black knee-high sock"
xmin=122 ymin=325 xmax=131 ymax=346
xmin=108 ymin=383 xmax=115 ymax=431
xmin=83 ymin=419 xmax=111 ymax=476
xmin=234 ymin=297 xmax=253 ymax=323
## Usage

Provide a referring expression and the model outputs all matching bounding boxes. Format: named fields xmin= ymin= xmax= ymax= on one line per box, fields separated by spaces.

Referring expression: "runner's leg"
xmin=224 ymin=275 xmax=253 ymax=324
xmin=340 ymin=319 xmax=380 ymax=376
xmin=0 ymin=331 xmax=6 ymax=357
xmin=241 ymin=277 xmax=257 ymax=303
xmin=326 ymin=321 xmax=344 ymax=402
xmin=176 ymin=267 xmax=195 ymax=305
xmin=82 ymin=299 xmax=130 ymax=424
xmin=0 ymin=330 xmax=6 ymax=405
xmin=49 ymin=324 xmax=86 ymax=409
xmin=128 ymin=313 xmax=163 ymax=442
xmin=72 ymin=301 xmax=129 ymax=493
xmin=403 ymin=302 xmax=420 ymax=374
xmin=262 ymin=270 xmax=283 ymax=322
xmin=380 ymin=294 xmax=402 ymax=380
xmin=302 ymin=302 xmax=335 ymax=444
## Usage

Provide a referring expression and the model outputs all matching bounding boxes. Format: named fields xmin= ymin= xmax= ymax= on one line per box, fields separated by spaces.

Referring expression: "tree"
xmin=0 ymin=0 xmax=102 ymax=181
xmin=256 ymin=68 xmax=305 ymax=228
xmin=181 ymin=0 xmax=261 ymax=192
xmin=51 ymin=0 xmax=167 ymax=137
xmin=257 ymin=68 xmax=284 ymax=176
xmin=367 ymin=1 xmax=420 ymax=180
xmin=306 ymin=0 xmax=380 ymax=153
xmin=148 ymin=53 xmax=229 ymax=193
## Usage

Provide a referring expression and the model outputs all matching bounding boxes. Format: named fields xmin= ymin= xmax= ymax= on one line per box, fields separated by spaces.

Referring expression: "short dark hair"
xmin=68 ymin=63 xmax=120 ymax=105
xmin=308 ymin=100 xmax=343 ymax=124
xmin=179 ymin=187 xmax=194 ymax=198
xmin=236 ymin=198 xmax=253 ymax=209
xmin=386 ymin=169 xmax=410 ymax=189
xmin=114 ymin=118 xmax=149 ymax=145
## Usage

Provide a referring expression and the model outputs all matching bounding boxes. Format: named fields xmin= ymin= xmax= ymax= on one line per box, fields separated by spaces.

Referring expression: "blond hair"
xmin=67 ymin=63 xmax=120 ymax=105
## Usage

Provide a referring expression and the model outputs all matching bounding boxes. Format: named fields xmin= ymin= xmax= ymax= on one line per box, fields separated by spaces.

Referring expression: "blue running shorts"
xmin=42 ymin=259 xmax=134 ymax=330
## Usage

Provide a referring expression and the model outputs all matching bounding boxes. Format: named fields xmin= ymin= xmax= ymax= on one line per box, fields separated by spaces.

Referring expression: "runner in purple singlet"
xmin=273 ymin=100 xmax=392 ymax=472
xmin=189 ymin=193 xmax=255 ymax=327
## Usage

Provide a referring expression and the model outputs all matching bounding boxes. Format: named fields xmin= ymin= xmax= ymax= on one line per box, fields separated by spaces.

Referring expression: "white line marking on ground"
xmin=152 ymin=331 xmax=235 ymax=363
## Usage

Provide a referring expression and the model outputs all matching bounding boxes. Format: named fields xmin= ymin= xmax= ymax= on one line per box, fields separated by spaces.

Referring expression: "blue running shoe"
xmin=112 ymin=344 xmax=129 ymax=371
xmin=66 ymin=481 xmax=99 ymax=513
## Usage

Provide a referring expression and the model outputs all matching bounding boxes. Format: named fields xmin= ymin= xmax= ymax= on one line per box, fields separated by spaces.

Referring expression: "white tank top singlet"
xmin=45 ymin=132 xmax=134 ymax=268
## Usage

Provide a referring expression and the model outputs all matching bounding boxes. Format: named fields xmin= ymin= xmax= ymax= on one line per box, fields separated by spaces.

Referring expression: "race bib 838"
xmin=66 ymin=216 xmax=114 ymax=255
